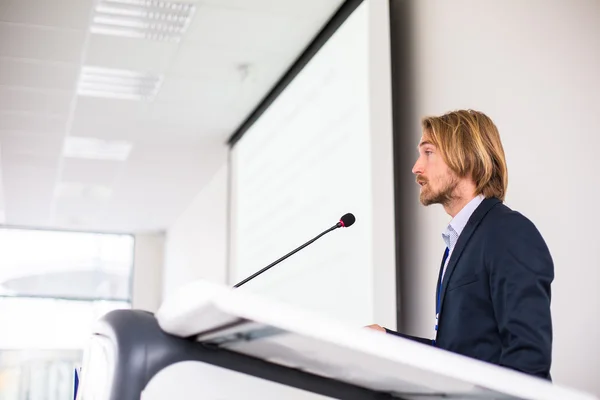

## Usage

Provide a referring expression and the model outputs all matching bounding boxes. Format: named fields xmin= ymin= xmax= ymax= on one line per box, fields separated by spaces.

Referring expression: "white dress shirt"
xmin=441 ymin=194 xmax=485 ymax=281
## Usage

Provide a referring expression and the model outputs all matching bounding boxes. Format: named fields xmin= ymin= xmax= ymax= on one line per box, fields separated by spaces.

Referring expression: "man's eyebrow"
xmin=418 ymin=140 xmax=434 ymax=148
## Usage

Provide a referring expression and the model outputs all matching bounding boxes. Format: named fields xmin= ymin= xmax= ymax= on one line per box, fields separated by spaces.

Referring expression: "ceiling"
xmin=0 ymin=0 xmax=344 ymax=233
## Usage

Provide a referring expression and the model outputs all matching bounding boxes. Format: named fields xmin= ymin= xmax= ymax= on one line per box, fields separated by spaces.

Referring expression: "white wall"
xmin=132 ymin=233 xmax=165 ymax=313
xmin=367 ymin=0 xmax=396 ymax=328
xmin=162 ymin=152 xmax=229 ymax=300
xmin=402 ymin=0 xmax=600 ymax=395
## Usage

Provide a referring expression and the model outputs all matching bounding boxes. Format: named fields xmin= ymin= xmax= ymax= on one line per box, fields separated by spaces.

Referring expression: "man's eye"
xmin=425 ymin=150 xmax=433 ymax=155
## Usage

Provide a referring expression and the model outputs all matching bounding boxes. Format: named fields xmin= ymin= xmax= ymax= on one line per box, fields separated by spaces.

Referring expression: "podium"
xmin=75 ymin=280 xmax=597 ymax=400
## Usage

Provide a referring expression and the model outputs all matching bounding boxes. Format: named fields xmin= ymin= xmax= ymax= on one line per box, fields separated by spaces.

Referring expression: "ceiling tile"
xmin=73 ymin=96 xmax=152 ymax=121
xmin=0 ymin=87 xmax=72 ymax=117
xmin=168 ymin=42 xmax=261 ymax=80
xmin=0 ymin=0 xmax=94 ymax=30
xmin=85 ymin=34 xmax=178 ymax=73
xmin=187 ymin=6 xmax=300 ymax=53
xmin=199 ymin=0 xmax=343 ymax=18
xmin=167 ymin=59 xmax=235 ymax=84
xmin=2 ymin=164 xmax=56 ymax=226
xmin=60 ymin=158 xmax=123 ymax=186
xmin=51 ymin=212 xmax=107 ymax=232
xmin=154 ymin=77 xmax=238 ymax=105
xmin=53 ymin=199 xmax=110 ymax=225
xmin=127 ymin=140 xmax=217 ymax=163
xmin=146 ymin=101 xmax=233 ymax=133
xmin=108 ymin=160 xmax=204 ymax=209
xmin=186 ymin=4 xmax=330 ymax=55
xmin=0 ymin=112 xmax=67 ymax=135
xmin=69 ymin=117 xmax=135 ymax=141
xmin=98 ymin=145 xmax=225 ymax=232
xmin=166 ymin=42 xmax=291 ymax=97
xmin=69 ymin=115 xmax=202 ymax=144
xmin=0 ymin=23 xmax=86 ymax=64
xmin=0 ymin=131 xmax=63 ymax=157
xmin=1 ymin=151 xmax=59 ymax=169
xmin=0 ymin=58 xmax=79 ymax=91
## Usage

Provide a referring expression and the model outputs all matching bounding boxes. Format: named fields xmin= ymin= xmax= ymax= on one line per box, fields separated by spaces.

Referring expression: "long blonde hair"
xmin=421 ymin=109 xmax=508 ymax=201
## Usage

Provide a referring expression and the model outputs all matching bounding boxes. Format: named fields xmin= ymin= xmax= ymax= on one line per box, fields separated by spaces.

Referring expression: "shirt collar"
xmin=442 ymin=194 xmax=485 ymax=251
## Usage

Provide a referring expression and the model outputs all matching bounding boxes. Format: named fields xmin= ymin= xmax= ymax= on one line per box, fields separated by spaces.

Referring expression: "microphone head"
xmin=339 ymin=213 xmax=356 ymax=228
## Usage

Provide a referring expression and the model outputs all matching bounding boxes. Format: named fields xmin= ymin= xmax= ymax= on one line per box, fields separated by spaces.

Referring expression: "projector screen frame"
xmin=225 ymin=0 xmax=400 ymax=331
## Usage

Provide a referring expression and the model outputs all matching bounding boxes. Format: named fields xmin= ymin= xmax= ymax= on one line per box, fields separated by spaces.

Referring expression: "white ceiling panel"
xmin=0 ymin=58 xmax=79 ymax=91
xmin=131 ymin=121 xmax=212 ymax=142
xmin=121 ymin=159 xmax=204 ymax=186
xmin=127 ymin=140 xmax=217 ymax=163
xmin=167 ymin=43 xmax=246 ymax=81
xmin=154 ymin=77 xmax=237 ymax=106
xmin=0 ymin=112 xmax=67 ymax=136
xmin=167 ymin=40 xmax=288 ymax=78
xmin=2 ymin=163 xmax=56 ymax=226
xmin=69 ymin=116 xmax=203 ymax=143
xmin=50 ymin=214 xmax=101 ymax=231
xmin=52 ymin=199 xmax=110 ymax=230
xmin=232 ymin=58 xmax=297 ymax=106
xmin=147 ymin=101 xmax=233 ymax=133
xmin=0 ymin=0 xmax=94 ymax=30
xmin=60 ymin=158 xmax=123 ymax=186
xmin=187 ymin=5 xmax=318 ymax=55
xmin=100 ymin=158 xmax=215 ymax=232
xmin=68 ymin=118 xmax=140 ymax=142
xmin=54 ymin=186 xmax=112 ymax=206
xmin=85 ymin=35 xmax=178 ymax=73
xmin=199 ymin=0 xmax=343 ymax=18
xmin=73 ymin=97 xmax=152 ymax=121
xmin=1 ymin=152 xmax=59 ymax=170
xmin=0 ymin=23 xmax=86 ymax=64
xmin=0 ymin=87 xmax=72 ymax=117
xmin=0 ymin=132 xmax=63 ymax=157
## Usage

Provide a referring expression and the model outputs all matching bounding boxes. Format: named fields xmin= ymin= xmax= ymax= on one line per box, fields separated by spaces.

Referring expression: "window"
xmin=0 ymin=228 xmax=133 ymax=301
xmin=0 ymin=228 xmax=134 ymax=400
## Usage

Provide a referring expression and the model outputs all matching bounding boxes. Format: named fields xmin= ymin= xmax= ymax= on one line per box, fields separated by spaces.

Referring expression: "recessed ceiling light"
xmin=63 ymin=136 xmax=133 ymax=161
xmin=90 ymin=0 xmax=196 ymax=42
xmin=77 ymin=66 xmax=163 ymax=101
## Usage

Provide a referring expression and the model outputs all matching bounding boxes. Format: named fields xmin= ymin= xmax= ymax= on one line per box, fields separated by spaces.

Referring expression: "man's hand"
xmin=364 ymin=324 xmax=386 ymax=332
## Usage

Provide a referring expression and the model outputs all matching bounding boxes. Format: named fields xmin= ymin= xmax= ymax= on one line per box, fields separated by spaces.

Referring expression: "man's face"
xmin=412 ymin=133 xmax=459 ymax=206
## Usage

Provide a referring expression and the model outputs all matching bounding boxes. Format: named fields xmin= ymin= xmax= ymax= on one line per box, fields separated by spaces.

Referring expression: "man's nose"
xmin=412 ymin=159 xmax=423 ymax=175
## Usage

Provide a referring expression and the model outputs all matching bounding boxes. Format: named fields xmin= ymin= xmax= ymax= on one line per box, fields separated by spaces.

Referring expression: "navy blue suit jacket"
xmin=387 ymin=197 xmax=554 ymax=380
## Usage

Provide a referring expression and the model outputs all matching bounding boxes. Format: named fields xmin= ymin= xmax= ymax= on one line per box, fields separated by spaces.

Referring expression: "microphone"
xmin=233 ymin=213 xmax=356 ymax=288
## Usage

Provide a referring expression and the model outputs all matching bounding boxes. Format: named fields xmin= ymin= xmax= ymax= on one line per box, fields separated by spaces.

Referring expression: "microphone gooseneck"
xmin=233 ymin=213 xmax=356 ymax=288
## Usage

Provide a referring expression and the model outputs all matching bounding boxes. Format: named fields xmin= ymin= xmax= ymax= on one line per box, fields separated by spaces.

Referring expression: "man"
xmin=368 ymin=109 xmax=553 ymax=380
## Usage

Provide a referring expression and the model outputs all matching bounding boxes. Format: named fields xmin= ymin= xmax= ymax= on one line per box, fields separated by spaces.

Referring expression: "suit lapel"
xmin=438 ymin=197 xmax=501 ymax=315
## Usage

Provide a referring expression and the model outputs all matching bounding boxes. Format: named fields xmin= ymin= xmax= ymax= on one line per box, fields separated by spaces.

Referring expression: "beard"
xmin=418 ymin=175 xmax=460 ymax=206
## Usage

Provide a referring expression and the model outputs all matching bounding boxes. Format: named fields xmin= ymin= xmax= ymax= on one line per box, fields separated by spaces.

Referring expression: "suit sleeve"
xmin=383 ymin=328 xmax=433 ymax=345
xmin=488 ymin=214 xmax=554 ymax=379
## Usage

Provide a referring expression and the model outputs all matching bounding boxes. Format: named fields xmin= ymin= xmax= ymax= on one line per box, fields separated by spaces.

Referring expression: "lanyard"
xmin=434 ymin=247 xmax=450 ymax=344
